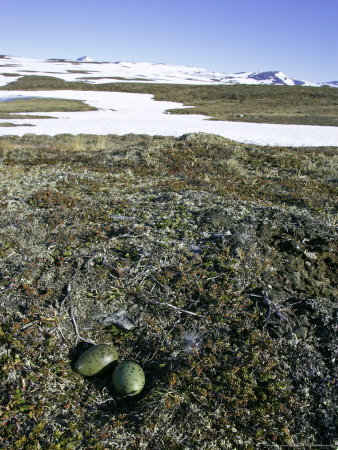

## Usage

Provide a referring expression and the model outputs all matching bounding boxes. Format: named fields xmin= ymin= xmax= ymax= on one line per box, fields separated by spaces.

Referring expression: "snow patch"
xmin=0 ymin=89 xmax=337 ymax=147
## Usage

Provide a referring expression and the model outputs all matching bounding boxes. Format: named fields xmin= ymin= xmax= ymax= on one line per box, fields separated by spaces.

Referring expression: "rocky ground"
xmin=0 ymin=133 xmax=337 ymax=448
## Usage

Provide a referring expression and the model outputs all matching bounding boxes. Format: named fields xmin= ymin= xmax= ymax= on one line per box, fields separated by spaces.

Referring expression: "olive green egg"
xmin=75 ymin=344 xmax=118 ymax=376
xmin=112 ymin=361 xmax=145 ymax=396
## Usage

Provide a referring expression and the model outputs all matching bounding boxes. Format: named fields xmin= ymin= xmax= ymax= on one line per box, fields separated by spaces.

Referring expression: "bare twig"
xmin=261 ymin=290 xmax=272 ymax=321
xmin=118 ymin=225 xmax=150 ymax=238
xmin=65 ymin=283 xmax=96 ymax=345
xmin=20 ymin=320 xmax=38 ymax=331
xmin=148 ymin=275 xmax=202 ymax=316
xmin=92 ymin=397 xmax=116 ymax=406
xmin=49 ymin=325 xmax=67 ymax=342
xmin=86 ymin=256 xmax=95 ymax=273
xmin=250 ymin=290 xmax=293 ymax=334
xmin=146 ymin=297 xmax=202 ymax=317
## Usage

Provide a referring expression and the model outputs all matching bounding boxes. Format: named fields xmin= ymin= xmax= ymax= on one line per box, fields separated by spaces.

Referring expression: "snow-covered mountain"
xmin=0 ymin=55 xmax=335 ymax=88
xmin=322 ymin=81 xmax=338 ymax=88
xmin=76 ymin=56 xmax=93 ymax=62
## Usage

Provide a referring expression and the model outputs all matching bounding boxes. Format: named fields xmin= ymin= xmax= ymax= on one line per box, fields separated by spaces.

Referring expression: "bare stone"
xmin=294 ymin=325 xmax=308 ymax=339
xmin=97 ymin=310 xmax=136 ymax=330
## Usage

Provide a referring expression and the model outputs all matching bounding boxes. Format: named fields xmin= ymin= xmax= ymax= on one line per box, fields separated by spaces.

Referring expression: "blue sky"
xmin=2 ymin=0 xmax=337 ymax=82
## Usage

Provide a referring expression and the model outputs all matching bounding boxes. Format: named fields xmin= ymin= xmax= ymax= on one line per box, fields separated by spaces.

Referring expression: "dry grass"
xmin=0 ymin=98 xmax=97 ymax=121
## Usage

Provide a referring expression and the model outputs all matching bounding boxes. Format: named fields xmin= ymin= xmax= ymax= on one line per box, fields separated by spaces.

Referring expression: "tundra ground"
xmin=0 ymin=133 xmax=337 ymax=448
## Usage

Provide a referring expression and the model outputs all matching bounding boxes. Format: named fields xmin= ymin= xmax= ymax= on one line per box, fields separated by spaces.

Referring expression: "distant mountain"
xmin=321 ymin=81 xmax=338 ymax=88
xmin=246 ymin=71 xmax=307 ymax=86
xmin=76 ymin=56 xmax=93 ymax=62
xmin=0 ymin=55 xmax=336 ymax=87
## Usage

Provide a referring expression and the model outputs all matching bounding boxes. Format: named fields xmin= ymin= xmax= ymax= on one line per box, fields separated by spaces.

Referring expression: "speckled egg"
xmin=112 ymin=361 xmax=145 ymax=396
xmin=75 ymin=344 xmax=118 ymax=376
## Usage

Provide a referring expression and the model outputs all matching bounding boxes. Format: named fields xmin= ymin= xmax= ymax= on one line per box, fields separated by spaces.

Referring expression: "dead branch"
xmin=64 ymin=283 xmax=96 ymax=345
xmin=250 ymin=290 xmax=293 ymax=334
xmin=146 ymin=297 xmax=202 ymax=317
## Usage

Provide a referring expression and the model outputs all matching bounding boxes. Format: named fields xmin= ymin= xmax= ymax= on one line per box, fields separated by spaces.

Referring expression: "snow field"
xmin=0 ymin=90 xmax=337 ymax=147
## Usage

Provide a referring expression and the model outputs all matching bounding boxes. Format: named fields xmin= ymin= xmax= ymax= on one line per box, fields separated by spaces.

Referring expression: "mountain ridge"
xmin=0 ymin=55 xmax=336 ymax=87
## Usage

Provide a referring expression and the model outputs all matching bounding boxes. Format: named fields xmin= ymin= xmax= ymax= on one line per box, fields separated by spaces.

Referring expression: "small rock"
xmin=189 ymin=244 xmax=202 ymax=254
xmin=294 ymin=325 xmax=308 ymax=339
xmin=0 ymin=345 xmax=9 ymax=357
xmin=304 ymin=250 xmax=317 ymax=260
xmin=111 ymin=214 xmax=136 ymax=222
xmin=98 ymin=310 xmax=136 ymax=330
xmin=183 ymin=333 xmax=203 ymax=353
